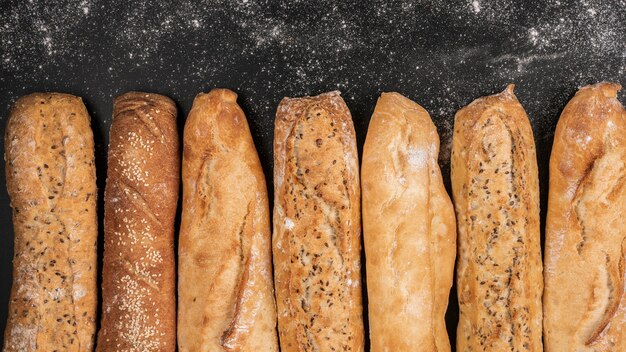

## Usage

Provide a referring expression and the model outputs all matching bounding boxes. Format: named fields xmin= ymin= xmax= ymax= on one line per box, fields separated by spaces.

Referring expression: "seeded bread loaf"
xmin=3 ymin=93 xmax=98 ymax=351
xmin=362 ymin=92 xmax=456 ymax=351
xmin=451 ymin=85 xmax=543 ymax=351
xmin=543 ymin=82 xmax=626 ymax=351
xmin=96 ymin=92 xmax=179 ymax=351
xmin=273 ymin=91 xmax=364 ymax=352
xmin=177 ymin=89 xmax=279 ymax=351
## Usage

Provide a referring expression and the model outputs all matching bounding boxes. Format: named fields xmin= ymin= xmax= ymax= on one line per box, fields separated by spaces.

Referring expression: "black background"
xmin=1 ymin=0 xmax=625 ymax=349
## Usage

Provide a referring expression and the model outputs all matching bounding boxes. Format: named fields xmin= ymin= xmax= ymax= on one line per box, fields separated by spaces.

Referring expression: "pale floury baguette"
xmin=97 ymin=92 xmax=178 ymax=351
xmin=451 ymin=85 xmax=543 ymax=351
xmin=273 ymin=91 xmax=364 ymax=351
xmin=177 ymin=89 xmax=278 ymax=351
xmin=3 ymin=93 xmax=98 ymax=351
xmin=544 ymin=82 xmax=626 ymax=351
xmin=362 ymin=92 xmax=456 ymax=352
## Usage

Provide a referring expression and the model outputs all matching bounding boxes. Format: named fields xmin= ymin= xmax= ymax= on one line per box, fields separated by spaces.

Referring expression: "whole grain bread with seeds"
xmin=451 ymin=85 xmax=543 ymax=351
xmin=273 ymin=91 xmax=364 ymax=352
xmin=3 ymin=93 xmax=98 ymax=351
xmin=97 ymin=92 xmax=179 ymax=351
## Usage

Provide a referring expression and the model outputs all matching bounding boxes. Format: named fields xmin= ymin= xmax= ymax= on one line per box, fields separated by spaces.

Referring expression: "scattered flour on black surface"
xmin=0 ymin=0 xmax=625 ymax=163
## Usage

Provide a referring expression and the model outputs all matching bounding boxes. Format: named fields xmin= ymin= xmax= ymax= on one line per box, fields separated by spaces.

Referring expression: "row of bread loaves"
xmin=3 ymin=82 xmax=625 ymax=351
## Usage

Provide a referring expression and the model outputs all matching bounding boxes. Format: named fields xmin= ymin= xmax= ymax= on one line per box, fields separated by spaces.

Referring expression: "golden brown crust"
xmin=3 ymin=93 xmax=98 ymax=351
xmin=97 ymin=92 xmax=178 ymax=352
xmin=362 ymin=92 xmax=456 ymax=352
xmin=177 ymin=89 xmax=278 ymax=352
xmin=273 ymin=91 xmax=364 ymax=352
xmin=543 ymin=82 xmax=626 ymax=351
xmin=451 ymin=85 xmax=543 ymax=351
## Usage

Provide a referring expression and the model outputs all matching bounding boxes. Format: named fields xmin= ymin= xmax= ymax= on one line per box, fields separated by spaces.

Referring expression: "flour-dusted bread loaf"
xmin=97 ymin=92 xmax=178 ymax=351
xmin=362 ymin=92 xmax=456 ymax=352
xmin=273 ymin=91 xmax=364 ymax=351
xmin=543 ymin=82 xmax=626 ymax=351
xmin=177 ymin=89 xmax=278 ymax=351
xmin=451 ymin=85 xmax=543 ymax=351
xmin=3 ymin=93 xmax=98 ymax=351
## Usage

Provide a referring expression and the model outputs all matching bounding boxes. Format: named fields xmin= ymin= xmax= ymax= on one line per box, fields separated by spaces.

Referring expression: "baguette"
xmin=97 ymin=92 xmax=178 ymax=351
xmin=3 ymin=93 xmax=98 ymax=351
xmin=273 ymin=91 xmax=364 ymax=351
xmin=451 ymin=85 xmax=543 ymax=351
xmin=177 ymin=89 xmax=279 ymax=351
xmin=543 ymin=82 xmax=626 ymax=351
xmin=362 ymin=92 xmax=456 ymax=351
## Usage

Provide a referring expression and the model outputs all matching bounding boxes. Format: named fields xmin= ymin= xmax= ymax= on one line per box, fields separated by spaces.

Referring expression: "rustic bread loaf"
xmin=543 ymin=82 xmax=626 ymax=351
xmin=97 ymin=92 xmax=178 ymax=351
xmin=3 ymin=93 xmax=98 ymax=351
xmin=362 ymin=92 xmax=456 ymax=352
xmin=451 ymin=85 xmax=543 ymax=351
xmin=273 ymin=91 xmax=364 ymax=352
xmin=177 ymin=89 xmax=279 ymax=351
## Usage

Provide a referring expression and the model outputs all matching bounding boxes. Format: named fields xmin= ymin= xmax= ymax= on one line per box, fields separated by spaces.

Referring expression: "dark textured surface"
xmin=1 ymin=0 xmax=625 ymax=349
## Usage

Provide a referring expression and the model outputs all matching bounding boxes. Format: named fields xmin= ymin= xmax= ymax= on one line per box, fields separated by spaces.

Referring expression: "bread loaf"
xmin=177 ymin=89 xmax=279 ymax=351
xmin=3 ymin=93 xmax=98 ymax=351
xmin=97 ymin=92 xmax=178 ymax=351
xmin=451 ymin=85 xmax=543 ymax=351
xmin=543 ymin=82 xmax=626 ymax=351
xmin=362 ymin=92 xmax=456 ymax=351
xmin=273 ymin=91 xmax=364 ymax=351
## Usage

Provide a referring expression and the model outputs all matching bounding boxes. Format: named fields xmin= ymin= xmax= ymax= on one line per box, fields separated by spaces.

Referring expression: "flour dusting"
xmin=0 ymin=0 xmax=624 ymax=179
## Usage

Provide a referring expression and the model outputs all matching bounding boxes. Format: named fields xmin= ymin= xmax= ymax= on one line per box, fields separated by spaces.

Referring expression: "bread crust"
xmin=273 ymin=91 xmax=364 ymax=351
xmin=362 ymin=92 xmax=456 ymax=352
xmin=3 ymin=93 xmax=98 ymax=351
xmin=177 ymin=89 xmax=278 ymax=352
xmin=97 ymin=92 xmax=178 ymax=351
xmin=543 ymin=82 xmax=626 ymax=351
xmin=451 ymin=85 xmax=543 ymax=351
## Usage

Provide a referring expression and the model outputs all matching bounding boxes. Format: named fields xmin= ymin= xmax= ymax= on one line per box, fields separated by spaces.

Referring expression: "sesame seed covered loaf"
xmin=177 ymin=89 xmax=279 ymax=351
xmin=361 ymin=92 xmax=456 ymax=352
xmin=451 ymin=85 xmax=543 ymax=351
xmin=273 ymin=91 xmax=364 ymax=352
xmin=3 ymin=93 xmax=98 ymax=351
xmin=97 ymin=92 xmax=179 ymax=351
xmin=543 ymin=82 xmax=626 ymax=351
